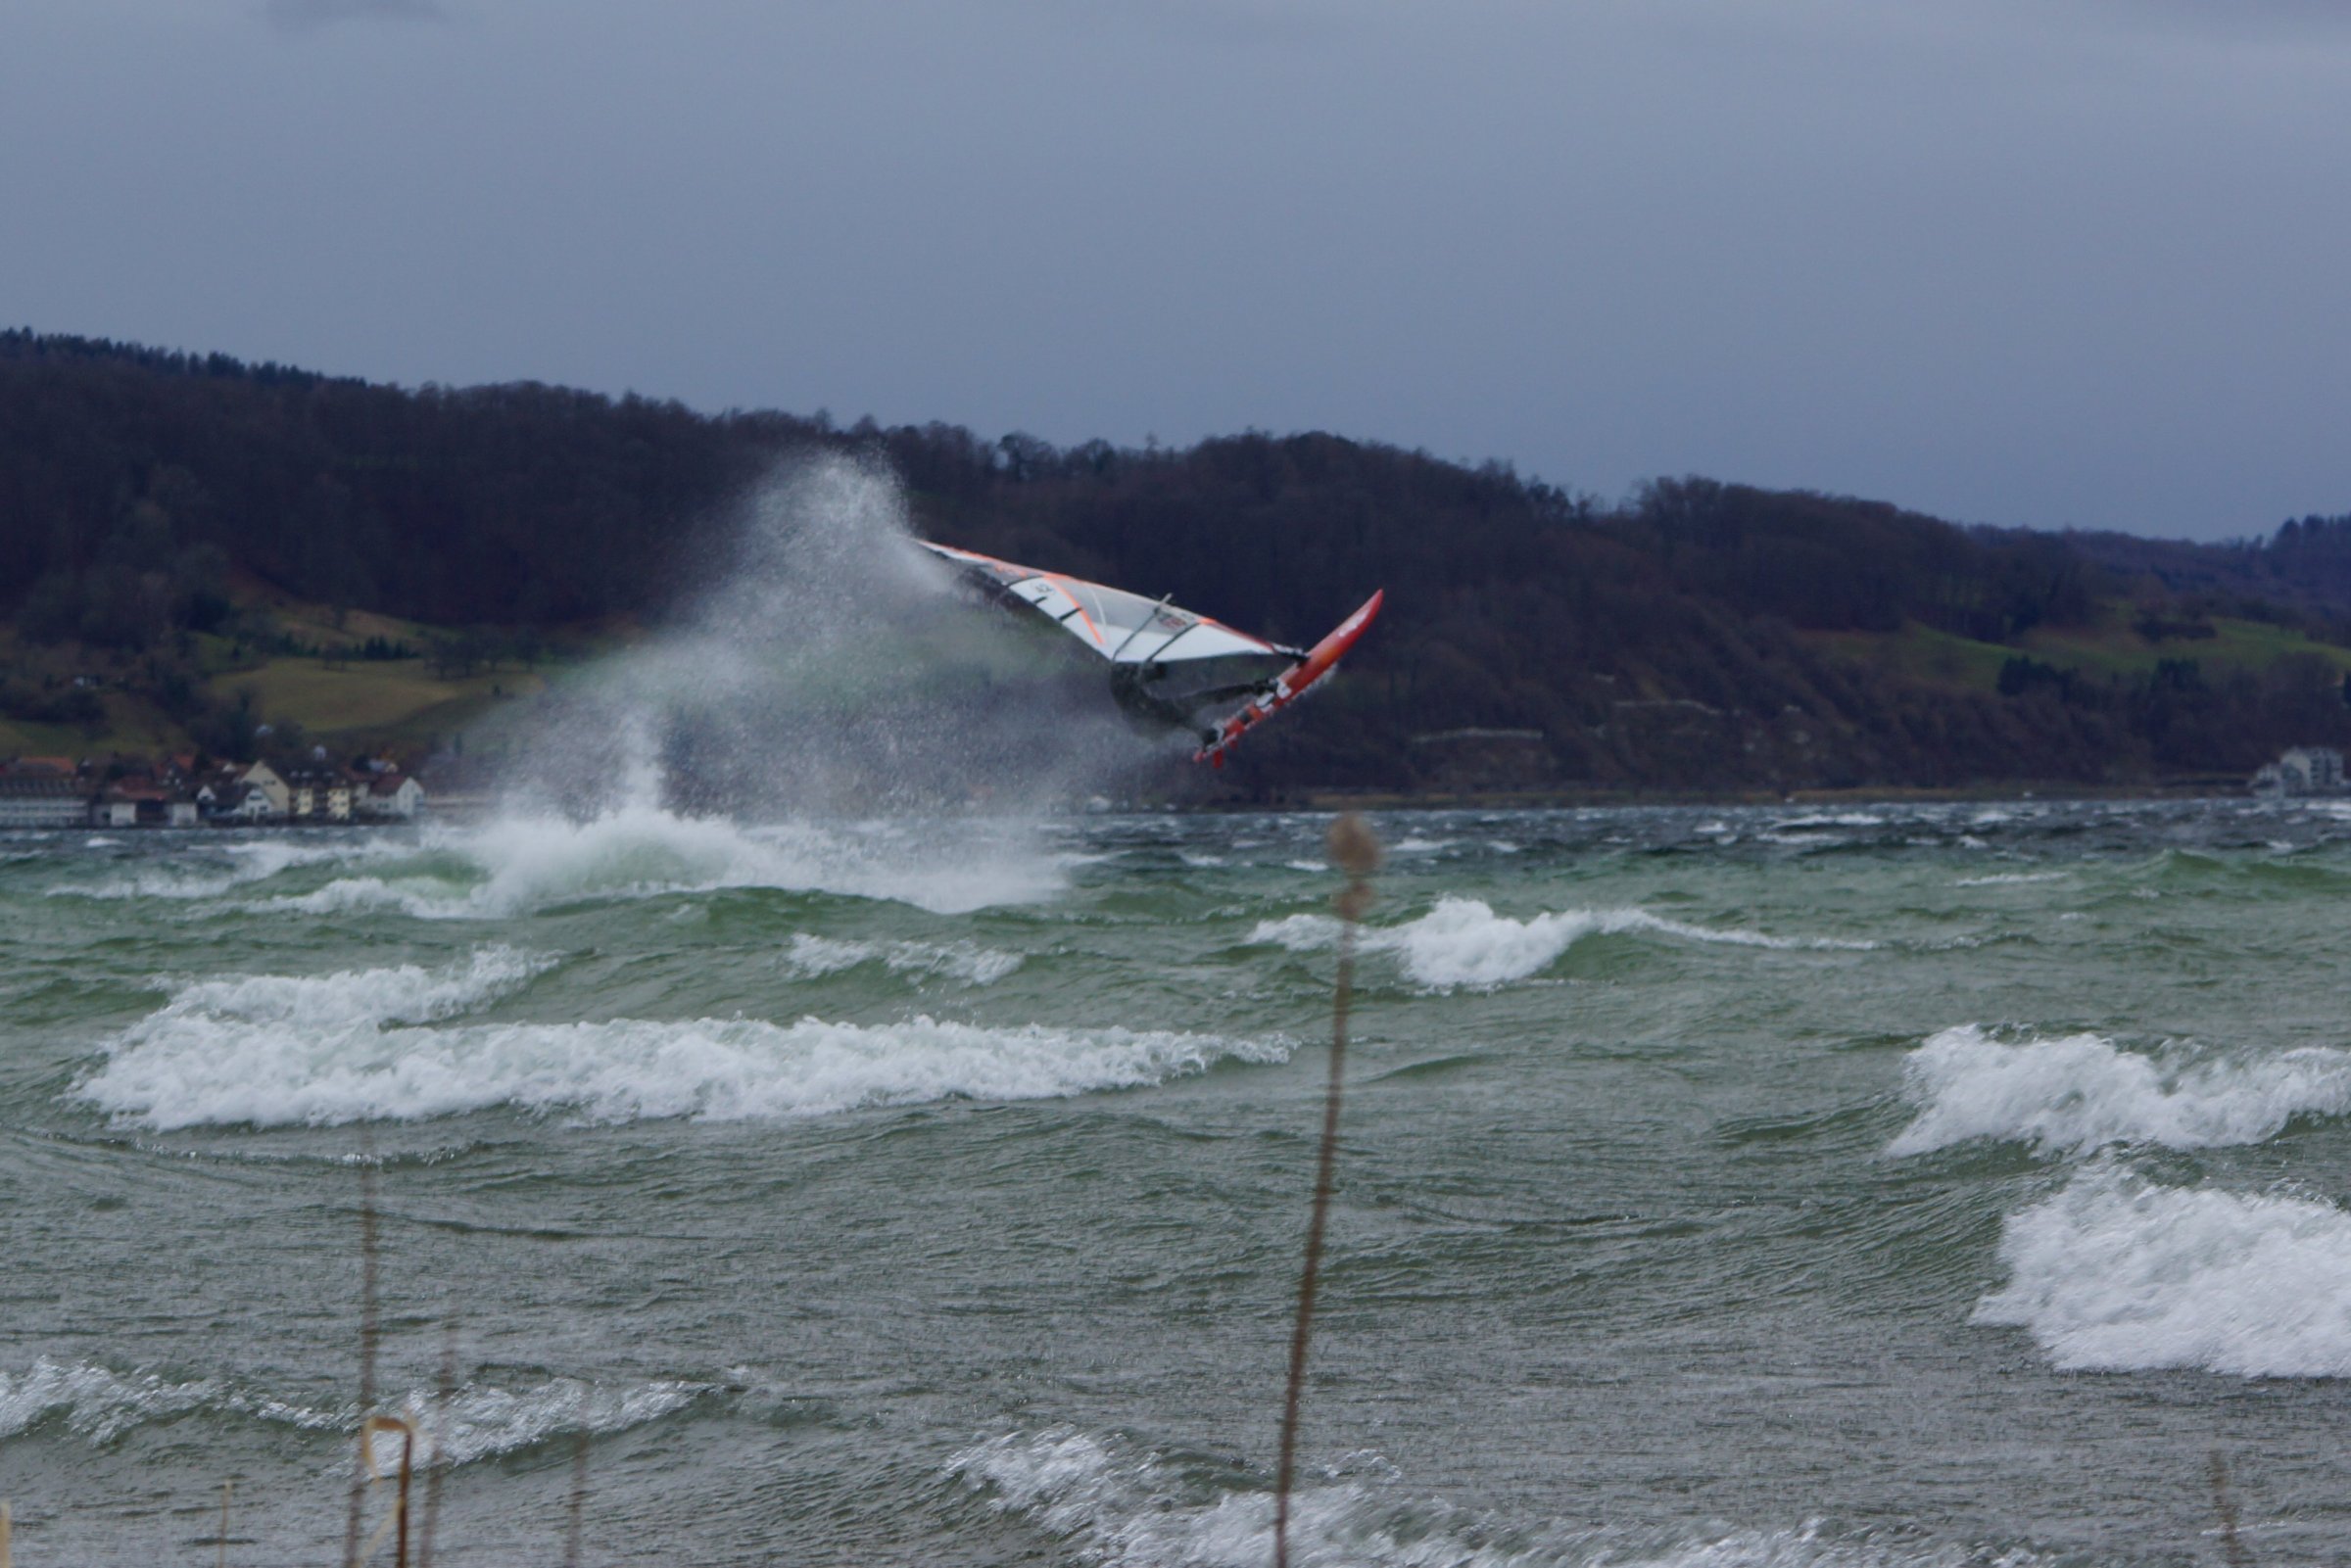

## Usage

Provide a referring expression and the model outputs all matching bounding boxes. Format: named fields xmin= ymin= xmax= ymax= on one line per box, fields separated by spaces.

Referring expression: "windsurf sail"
xmin=915 ymin=540 xmax=1381 ymax=763
xmin=916 ymin=542 xmax=1296 ymax=665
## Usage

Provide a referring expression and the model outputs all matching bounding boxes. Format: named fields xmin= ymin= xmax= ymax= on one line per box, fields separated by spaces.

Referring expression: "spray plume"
xmin=505 ymin=453 xmax=1154 ymax=823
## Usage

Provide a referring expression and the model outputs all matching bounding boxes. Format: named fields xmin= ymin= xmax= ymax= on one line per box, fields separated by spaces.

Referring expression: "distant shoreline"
xmin=1267 ymin=777 xmax=2265 ymax=812
xmin=8 ymin=779 xmax=2295 ymax=832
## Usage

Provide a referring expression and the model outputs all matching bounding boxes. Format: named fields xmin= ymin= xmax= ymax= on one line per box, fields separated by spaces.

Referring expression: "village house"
xmin=284 ymin=768 xmax=358 ymax=822
xmin=362 ymin=772 xmax=426 ymax=819
xmin=241 ymin=760 xmax=291 ymax=817
xmin=92 ymin=786 xmax=143 ymax=828
xmin=3 ymin=753 xmax=425 ymax=830
xmin=200 ymin=778 xmax=278 ymax=823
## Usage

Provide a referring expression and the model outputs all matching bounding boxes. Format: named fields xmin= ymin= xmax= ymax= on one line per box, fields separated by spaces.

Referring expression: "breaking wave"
xmin=0 ymin=1356 xmax=705 ymax=1458
xmin=1250 ymin=897 xmax=1872 ymax=990
xmin=1975 ymin=1169 xmax=2351 ymax=1376
xmin=952 ymin=1426 xmax=2038 ymax=1568
xmin=50 ymin=836 xmax=409 ymax=902
xmin=258 ymin=804 xmax=1065 ymax=918
xmin=75 ymin=948 xmax=1280 ymax=1129
xmin=782 ymin=933 xmax=1023 ymax=987
xmin=1887 ymin=1025 xmax=2351 ymax=1159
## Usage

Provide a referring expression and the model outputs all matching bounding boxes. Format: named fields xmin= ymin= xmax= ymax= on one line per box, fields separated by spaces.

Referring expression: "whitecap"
xmin=53 ymin=835 xmax=409 ymax=902
xmin=782 ymin=933 xmax=1021 ymax=987
xmin=953 ymin=1426 xmax=2037 ymax=1568
xmin=0 ymin=1357 xmax=244 ymax=1445
xmin=389 ymin=1375 xmax=711 ymax=1465
xmin=1251 ymin=897 xmax=1872 ymax=990
xmin=782 ymin=933 xmax=878 ymax=977
xmin=1887 ymin=1025 xmax=2351 ymax=1159
xmin=0 ymin=1355 xmax=703 ymax=1458
xmin=268 ymin=805 xmax=1065 ymax=918
xmin=252 ymin=874 xmax=464 ymax=918
xmin=1976 ymin=1169 xmax=2351 ymax=1376
xmin=888 ymin=940 xmax=1024 ymax=987
xmin=76 ymin=953 xmax=1276 ymax=1128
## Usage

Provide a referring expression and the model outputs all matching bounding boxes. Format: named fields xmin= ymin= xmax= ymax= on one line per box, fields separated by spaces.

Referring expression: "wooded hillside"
xmin=6 ymin=328 xmax=2349 ymax=795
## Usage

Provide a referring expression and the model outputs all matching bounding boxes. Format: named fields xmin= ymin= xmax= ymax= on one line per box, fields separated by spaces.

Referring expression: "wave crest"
xmin=953 ymin=1426 xmax=2038 ymax=1568
xmin=783 ymin=933 xmax=1023 ymax=986
xmin=1888 ymin=1025 xmax=2351 ymax=1158
xmin=0 ymin=1356 xmax=703 ymax=1458
xmin=77 ymin=949 xmax=1280 ymax=1128
xmin=1251 ymin=897 xmax=1870 ymax=990
xmin=1976 ymin=1170 xmax=2351 ymax=1376
xmin=249 ymin=806 xmax=1068 ymax=918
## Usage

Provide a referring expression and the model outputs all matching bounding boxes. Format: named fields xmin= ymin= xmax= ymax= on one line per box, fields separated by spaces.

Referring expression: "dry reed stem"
xmin=563 ymin=1431 xmax=591 ymax=1568
xmin=357 ymin=1416 xmax=417 ymax=1567
xmin=2208 ymin=1451 xmax=2254 ymax=1568
xmin=1273 ymin=813 xmax=1380 ymax=1568
xmin=345 ymin=1132 xmax=383 ymax=1568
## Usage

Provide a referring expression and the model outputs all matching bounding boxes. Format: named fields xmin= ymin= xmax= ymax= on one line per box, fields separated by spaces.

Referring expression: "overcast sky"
xmin=5 ymin=1 xmax=2347 ymax=539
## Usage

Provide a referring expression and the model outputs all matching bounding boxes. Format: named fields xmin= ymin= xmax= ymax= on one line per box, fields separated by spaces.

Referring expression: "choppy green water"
xmin=6 ymin=798 xmax=2351 ymax=1566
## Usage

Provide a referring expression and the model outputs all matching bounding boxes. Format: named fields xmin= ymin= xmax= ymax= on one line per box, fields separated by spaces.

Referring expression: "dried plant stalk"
xmin=1273 ymin=814 xmax=1380 ymax=1568
xmin=345 ymin=1134 xmax=383 ymax=1568
xmin=563 ymin=1431 xmax=591 ymax=1568
xmin=2209 ymin=1451 xmax=2254 ymax=1568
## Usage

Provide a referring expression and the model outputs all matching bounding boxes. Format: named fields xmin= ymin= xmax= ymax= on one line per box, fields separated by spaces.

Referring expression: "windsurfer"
xmin=1111 ymin=662 xmax=1271 ymax=744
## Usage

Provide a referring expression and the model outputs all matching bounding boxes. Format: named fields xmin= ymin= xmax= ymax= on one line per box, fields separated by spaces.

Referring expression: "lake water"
xmin=6 ymin=797 xmax=2351 ymax=1565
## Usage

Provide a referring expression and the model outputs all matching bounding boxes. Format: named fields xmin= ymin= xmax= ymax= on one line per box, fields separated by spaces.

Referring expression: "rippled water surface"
xmin=8 ymin=798 xmax=2351 ymax=1565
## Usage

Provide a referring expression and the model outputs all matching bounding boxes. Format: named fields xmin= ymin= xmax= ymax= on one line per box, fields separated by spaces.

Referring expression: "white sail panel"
xmin=918 ymin=542 xmax=1289 ymax=664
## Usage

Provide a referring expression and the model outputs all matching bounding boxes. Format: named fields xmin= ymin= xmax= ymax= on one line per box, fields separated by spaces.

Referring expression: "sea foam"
xmin=1251 ymin=897 xmax=1870 ymax=990
xmin=953 ymin=1426 xmax=2038 ymax=1568
xmin=1976 ymin=1169 xmax=2351 ymax=1375
xmin=77 ymin=948 xmax=1276 ymax=1128
xmin=1888 ymin=1025 xmax=2351 ymax=1158
xmin=782 ymin=932 xmax=1023 ymax=987
xmin=52 ymin=835 xmax=409 ymax=903
xmin=0 ymin=1355 xmax=703 ymax=1458
xmin=262 ymin=803 xmax=1065 ymax=919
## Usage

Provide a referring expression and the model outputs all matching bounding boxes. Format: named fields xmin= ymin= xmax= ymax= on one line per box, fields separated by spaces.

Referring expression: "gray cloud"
xmin=263 ymin=0 xmax=444 ymax=32
xmin=2083 ymin=0 xmax=2351 ymax=36
xmin=6 ymin=0 xmax=2349 ymax=540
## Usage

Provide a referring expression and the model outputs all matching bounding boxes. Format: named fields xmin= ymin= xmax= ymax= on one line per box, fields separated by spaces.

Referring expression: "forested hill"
xmin=6 ymin=327 xmax=2351 ymax=796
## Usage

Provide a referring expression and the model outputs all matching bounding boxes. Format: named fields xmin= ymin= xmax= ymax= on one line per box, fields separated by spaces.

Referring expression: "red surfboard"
xmin=1195 ymin=590 xmax=1385 ymax=766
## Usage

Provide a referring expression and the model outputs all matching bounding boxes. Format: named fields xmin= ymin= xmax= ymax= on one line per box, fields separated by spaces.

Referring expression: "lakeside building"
xmin=239 ymin=760 xmax=291 ymax=817
xmin=0 ymin=755 xmax=427 ymax=828
xmin=0 ymin=773 xmax=92 ymax=828
xmin=2252 ymin=746 xmax=2347 ymax=796
xmin=365 ymin=773 xmax=426 ymax=819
